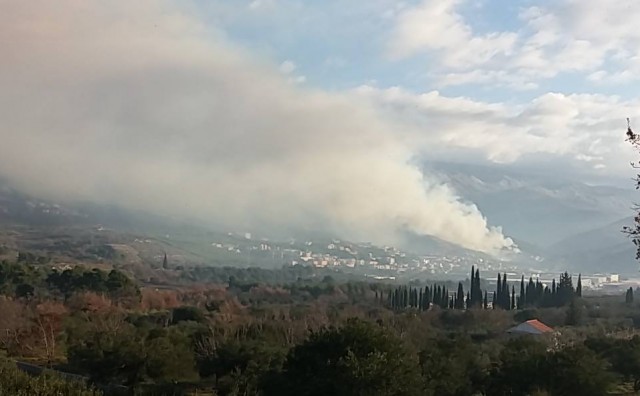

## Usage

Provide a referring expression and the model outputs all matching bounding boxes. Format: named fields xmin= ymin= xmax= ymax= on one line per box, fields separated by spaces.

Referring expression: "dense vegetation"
xmin=2 ymin=253 xmax=640 ymax=395
xmin=0 ymin=260 xmax=138 ymax=299
xmin=0 ymin=359 xmax=100 ymax=396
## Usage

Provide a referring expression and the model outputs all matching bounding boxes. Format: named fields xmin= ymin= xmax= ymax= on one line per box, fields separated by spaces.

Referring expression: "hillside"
xmin=547 ymin=217 xmax=639 ymax=274
xmin=432 ymin=162 xmax=635 ymax=248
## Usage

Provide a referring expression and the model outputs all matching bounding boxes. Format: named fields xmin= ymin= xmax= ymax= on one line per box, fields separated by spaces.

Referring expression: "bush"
xmin=0 ymin=360 xmax=101 ymax=396
xmin=269 ymin=318 xmax=422 ymax=396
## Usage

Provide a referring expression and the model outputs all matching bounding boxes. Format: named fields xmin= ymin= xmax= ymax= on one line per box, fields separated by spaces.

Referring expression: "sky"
xmin=0 ymin=0 xmax=639 ymax=255
xmin=192 ymin=0 xmax=640 ymax=176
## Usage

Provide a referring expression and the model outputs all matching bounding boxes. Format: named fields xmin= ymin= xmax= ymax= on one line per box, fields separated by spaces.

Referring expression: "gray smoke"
xmin=0 ymin=0 xmax=514 ymax=254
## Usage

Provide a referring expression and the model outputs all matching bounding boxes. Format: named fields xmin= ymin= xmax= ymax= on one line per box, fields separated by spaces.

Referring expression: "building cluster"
xmin=210 ymin=234 xmax=636 ymax=286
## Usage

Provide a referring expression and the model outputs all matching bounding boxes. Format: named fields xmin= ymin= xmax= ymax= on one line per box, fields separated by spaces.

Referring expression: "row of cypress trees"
xmin=385 ymin=284 xmax=451 ymax=310
xmin=382 ymin=267 xmax=583 ymax=311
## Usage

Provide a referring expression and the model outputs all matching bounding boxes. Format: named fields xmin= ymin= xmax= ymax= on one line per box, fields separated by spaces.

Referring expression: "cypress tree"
xmin=492 ymin=291 xmax=496 ymax=309
xmin=483 ymin=290 xmax=488 ymax=309
xmin=465 ymin=292 xmax=470 ymax=309
xmin=430 ymin=285 xmax=435 ymax=306
xmin=392 ymin=289 xmax=398 ymax=309
xmin=497 ymin=273 xmax=502 ymax=308
xmin=470 ymin=266 xmax=476 ymax=304
xmin=424 ymin=286 xmax=430 ymax=310
xmin=403 ymin=287 xmax=408 ymax=308
xmin=626 ymin=287 xmax=634 ymax=305
xmin=419 ymin=288 xmax=423 ymax=310
xmin=502 ymin=273 xmax=509 ymax=309
xmin=576 ymin=274 xmax=582 ymax=297
xmin=519 ymin=276 xmax=525 ymax=309
xmin=456 ymin=282 xmax=465 ymax=309
xmin=411 ymin=287 xmax=415 ymax=307
xmin=442 ymin=287 xmax=448 ymax=309
xmin=473 ymin=268 xmax=482 ymax=307
xmin=511 ymin=285 xmax=516 ymax=310
xmin=162 ymin=252 xmax=168 ymax=269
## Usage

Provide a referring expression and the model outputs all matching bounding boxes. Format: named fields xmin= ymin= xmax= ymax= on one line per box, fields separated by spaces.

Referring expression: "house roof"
xmin=507 ymin=319 xmax=554 ymax=335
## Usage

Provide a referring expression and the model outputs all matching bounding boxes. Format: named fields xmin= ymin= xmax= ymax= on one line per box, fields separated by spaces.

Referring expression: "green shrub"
xmin=0 ymin=360 xmax=101 ymax=396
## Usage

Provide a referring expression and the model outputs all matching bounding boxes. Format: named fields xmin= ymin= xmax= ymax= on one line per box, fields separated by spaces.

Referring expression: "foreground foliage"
xmin=0 ymin=360 xmax=100 ymax=396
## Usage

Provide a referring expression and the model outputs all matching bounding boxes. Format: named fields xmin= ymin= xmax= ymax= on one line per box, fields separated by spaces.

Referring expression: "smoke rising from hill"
xmin=0 ymin=0 xmax=513 ymax=254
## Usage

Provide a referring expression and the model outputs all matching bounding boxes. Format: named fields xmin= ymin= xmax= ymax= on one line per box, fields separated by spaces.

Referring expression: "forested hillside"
xmin=0 ymin=253 xmax=640 ymax=395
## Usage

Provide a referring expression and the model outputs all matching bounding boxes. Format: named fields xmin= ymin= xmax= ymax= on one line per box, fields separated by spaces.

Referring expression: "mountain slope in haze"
xmin=547 ymin=217 xmax=638 ymax=274
xmin=431 ymin=162 xmax=636 ymax=248
xmin=0 ymin=181 xmax=538 ymax=273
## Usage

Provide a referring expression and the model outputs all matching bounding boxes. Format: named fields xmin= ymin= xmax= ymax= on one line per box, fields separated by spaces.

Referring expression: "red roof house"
xmin=507 ymin=319 xmax=554 ymax=335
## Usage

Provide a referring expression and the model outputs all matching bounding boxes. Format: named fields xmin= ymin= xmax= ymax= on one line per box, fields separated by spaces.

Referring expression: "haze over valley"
xmin=6 ymin=2 xmax=640 ymax=395
xmin=2 ymin=0 xmax=640 ymax=278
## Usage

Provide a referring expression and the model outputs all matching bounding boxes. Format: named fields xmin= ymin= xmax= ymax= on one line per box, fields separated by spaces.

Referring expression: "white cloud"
xmin=389 ymin=0 xmax=640 ymax=87
xmin=249 ymin=0 xmax=275 ymax=11
xmin=0 ymin=0 xmax=514 ymax=254
xmin=390 ymin=0 xmax=517 ymax=67
xmin=279 ymin=60 xmax=296 ymax=74
xmin=288 ymin=75 xmax=306 ymax=84
xmin=323 ymin=56 xmax=348 ymax=69
xmin=354 ymin=86 xmax=637 ymax=171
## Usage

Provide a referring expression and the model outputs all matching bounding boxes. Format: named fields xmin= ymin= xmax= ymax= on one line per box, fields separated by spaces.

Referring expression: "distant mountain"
xmin=430 ymin=162 xmax=636 ymax=248
xmin=547 ymin=217 xmax=638 ymax=274
xmin=3 ymin=165 xmax=638 ymax=274
xmin=0 ymin=184 xmax=89 ymax=226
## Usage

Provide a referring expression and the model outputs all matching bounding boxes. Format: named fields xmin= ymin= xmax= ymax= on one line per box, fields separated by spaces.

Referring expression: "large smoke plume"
xmin=0 ymin=0 xmax=514 ymax=254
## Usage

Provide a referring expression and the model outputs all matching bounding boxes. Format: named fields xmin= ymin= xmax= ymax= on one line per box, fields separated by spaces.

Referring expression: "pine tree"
xmin=558 ymin=272 xmax=574 ymax=306
xmin=527 ymin=277 xmax=535 ymax=306
xmin=542 ymin=286 xmax=552 ymax=308
xmin=535 ymin=279 xmax=543 ymax=304
xmin=565 ymin=298 xmax=583 ymax=326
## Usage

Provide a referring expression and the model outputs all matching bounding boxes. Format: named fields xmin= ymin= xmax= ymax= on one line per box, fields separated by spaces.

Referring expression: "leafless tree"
xmin=623 ymin=118 xmax=640 ymax=262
